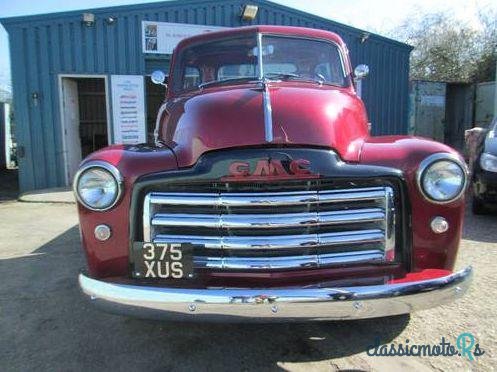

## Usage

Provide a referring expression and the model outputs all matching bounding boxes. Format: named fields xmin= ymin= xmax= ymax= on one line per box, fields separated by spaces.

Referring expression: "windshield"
xmin=173 ymin=34 xmax=347 ymax=93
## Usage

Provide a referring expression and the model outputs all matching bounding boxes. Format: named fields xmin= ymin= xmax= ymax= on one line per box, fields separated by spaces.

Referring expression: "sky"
xmin=0 ymin=0 xmax=495 ymax=91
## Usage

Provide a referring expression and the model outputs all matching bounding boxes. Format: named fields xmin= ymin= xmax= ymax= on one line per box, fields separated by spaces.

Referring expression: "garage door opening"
xmin=60 ymin=76 xmax=110 ymax=184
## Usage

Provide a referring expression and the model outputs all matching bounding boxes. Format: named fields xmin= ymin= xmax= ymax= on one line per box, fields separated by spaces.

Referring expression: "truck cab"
xmin=74 ymin=26 xmax=471 ymax=321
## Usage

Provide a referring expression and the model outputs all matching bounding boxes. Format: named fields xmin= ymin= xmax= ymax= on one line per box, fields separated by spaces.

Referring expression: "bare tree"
xmin=472 ymin=10 xmax=497 ymax=82
xmin=389 ymin=9 xmax=496 ymax=83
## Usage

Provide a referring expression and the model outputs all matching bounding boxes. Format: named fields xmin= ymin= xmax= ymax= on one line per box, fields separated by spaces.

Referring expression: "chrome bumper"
xmin=79 ymin=266 xmax=472 ymax=322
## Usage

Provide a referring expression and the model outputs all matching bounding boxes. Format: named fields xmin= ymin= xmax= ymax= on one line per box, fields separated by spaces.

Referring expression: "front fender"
xmin=76 ymin=145 xmax=178 ymax=277
xmin=360 ymin=136 xmax=466 ymax=272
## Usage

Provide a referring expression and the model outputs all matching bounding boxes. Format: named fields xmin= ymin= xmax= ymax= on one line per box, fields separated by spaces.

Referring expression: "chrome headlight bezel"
xmin=73 ymin=161 xmax=123 ymax=211
xmin=480 ymin=152 xmax=497 ymax=173
xmin=416 ymin=153 xmax=468 ymax=204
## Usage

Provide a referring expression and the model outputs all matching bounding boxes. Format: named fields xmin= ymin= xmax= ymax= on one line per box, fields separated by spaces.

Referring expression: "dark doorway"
xmin=61 ymin=76 xmax=109 ymax=182
xmin=77 ymin=78 xmax=109 ymax=157
xmin=445 ymin=83 xmax=475 ymax=151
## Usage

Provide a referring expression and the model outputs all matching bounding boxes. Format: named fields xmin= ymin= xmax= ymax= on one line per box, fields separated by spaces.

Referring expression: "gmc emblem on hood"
xmin=224 ymin=159 xmax=319 ymax=181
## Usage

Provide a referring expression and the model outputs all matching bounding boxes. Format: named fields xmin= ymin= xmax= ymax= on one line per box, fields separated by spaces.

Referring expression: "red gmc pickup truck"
xmin=74 ymin=25 xmax=472 ymax=321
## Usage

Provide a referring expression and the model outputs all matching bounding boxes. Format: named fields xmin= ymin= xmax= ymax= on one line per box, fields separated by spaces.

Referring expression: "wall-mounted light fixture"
xmin=105 ymin=16 xmax=117 ymax=25
xmin=31 ymin=92 xmax=40 ymax=107
xmin=360 ymin=32 xmax=370 ymax=44
xmin=241 ymin=4 xmax=258 ymax=21
xmin=82 ymin=12 xmax=95 ymax=27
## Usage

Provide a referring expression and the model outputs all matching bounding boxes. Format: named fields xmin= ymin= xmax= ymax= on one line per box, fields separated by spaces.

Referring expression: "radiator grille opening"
xmin=141 ymin=184 xmax=397 ymax=271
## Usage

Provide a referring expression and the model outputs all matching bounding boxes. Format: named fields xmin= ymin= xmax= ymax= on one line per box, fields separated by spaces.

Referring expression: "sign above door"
xmin=142 ymin=21 xmax=226 ymax=54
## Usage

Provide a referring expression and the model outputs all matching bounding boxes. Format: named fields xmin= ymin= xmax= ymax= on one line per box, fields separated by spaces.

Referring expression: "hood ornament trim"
xmin=257 ymin=32 xmax=274 ymax=143
xmin=262 ymin=82 xmax=274 ymax=142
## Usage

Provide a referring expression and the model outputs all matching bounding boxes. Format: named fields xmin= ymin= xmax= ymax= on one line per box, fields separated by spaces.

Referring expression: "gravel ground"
xmin=0 ymin=200 xmax=495 ymax=371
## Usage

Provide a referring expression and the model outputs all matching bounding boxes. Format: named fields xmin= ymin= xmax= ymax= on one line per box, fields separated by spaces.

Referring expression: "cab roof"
xmin=175 ymin=25 xmax=347 ymax=51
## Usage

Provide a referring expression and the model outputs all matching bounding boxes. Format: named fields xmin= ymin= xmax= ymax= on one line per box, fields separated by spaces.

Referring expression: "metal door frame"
xmin=58 ymin=74 xmax=111 ymax=185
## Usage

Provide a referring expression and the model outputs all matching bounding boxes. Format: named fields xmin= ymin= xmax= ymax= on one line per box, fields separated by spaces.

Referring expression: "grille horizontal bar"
xmin=194 ymin=249 xmax=385 ymax=270
xmin=153 ymin=229 xmax=384 ymax=249
xmin=151 ymin=208 xmax=385 ymax=229
xmin=148 ymin=187 xmax=386 ymax=207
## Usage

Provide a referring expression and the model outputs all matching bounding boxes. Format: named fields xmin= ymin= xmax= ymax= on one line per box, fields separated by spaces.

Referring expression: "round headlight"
xmin=74 ymin=161 xmax=123 ymax=211
xmin=417 ymin=154 xmax=467 ymax=203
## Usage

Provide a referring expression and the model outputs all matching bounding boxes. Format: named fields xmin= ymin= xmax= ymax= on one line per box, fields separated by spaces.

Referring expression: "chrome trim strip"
xmin=147 ymin=187 xmax=386 ymax=207
xmin=142 ymin=194 xmax=152 ymax=242
xmin=262 ymin=82 xmax=273 ymax=142
xmin=384 ymin=187 xmax=395 ymax=261
xmin=256 ymin=32 xmax=264 ymax=80
xmin=194 ymin=250 xmax=384 ymax=270
xmin=153 ymin=229 xmax=384 ymax=249
xmin=151 ymin=208 xmax=385 ymax=229
xmin=319 ymin=189 xmax=386 ymax=203
xmin=257 ymin=32 xmax=274 ymax=142
xmin=79 ymin=266 xmax=473 ymax=321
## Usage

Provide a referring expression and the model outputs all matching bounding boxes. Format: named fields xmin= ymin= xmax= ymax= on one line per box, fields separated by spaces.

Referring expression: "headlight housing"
xmin=73 ymin=161 xmax=123 ymax=211
xmin=480 ymin=152 xmax=497 ymax=173
xmin=417 ymin=153 xmax=467 ymax=204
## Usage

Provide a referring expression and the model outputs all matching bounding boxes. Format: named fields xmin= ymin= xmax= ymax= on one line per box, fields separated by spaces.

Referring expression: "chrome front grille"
xmin=143 ymin=186 xmax=396 ymax=270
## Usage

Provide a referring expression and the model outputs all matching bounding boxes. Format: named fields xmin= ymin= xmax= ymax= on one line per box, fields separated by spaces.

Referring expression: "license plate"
xmin=132 ymin=242 xmax=194 ymax=279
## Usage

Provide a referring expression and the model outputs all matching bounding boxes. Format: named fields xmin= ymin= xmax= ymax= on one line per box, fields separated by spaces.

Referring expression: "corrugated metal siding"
xmin=0 ymin=103 xmax=5 ymax=169
xmin=409 ymin=81 xmax=447 ymax=142
xmin=1 ymin=0 xmax=411 ymax=191
xmin=475 ymin=81 xmax=496 ymax=127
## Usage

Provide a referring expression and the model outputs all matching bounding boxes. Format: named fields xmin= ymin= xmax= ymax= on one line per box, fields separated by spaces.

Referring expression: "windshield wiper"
xmin=263 ymin=72 xmax=301 ymax=80
xmin=198 ymin=77 xmax=258 ymax=89
xmin=263 ymin=72 xmax=325 ymax=86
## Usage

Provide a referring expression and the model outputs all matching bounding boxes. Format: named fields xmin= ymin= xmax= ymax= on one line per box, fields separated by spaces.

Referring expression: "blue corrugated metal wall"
xmin=1 ymin=0 xmax=411 ymax=191
xmin=0 ymin=103 xmax=5 ymax=169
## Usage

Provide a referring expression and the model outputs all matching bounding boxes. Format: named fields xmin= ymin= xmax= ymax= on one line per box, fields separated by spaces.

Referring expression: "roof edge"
xmin=0 ymin=0 xmax=412 ymax=50
xmin=0 ymin=0 xmax=209 ymax=25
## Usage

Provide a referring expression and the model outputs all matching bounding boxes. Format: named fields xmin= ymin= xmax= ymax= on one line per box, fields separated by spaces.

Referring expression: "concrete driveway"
xmin=0 ymin=200 xmax=495 ymax=371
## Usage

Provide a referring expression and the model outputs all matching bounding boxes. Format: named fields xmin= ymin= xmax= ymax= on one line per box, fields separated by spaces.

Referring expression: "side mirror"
xmin=354 ymin=64 xmax=369 ymax=81
xmin=151 ymin=70 xmax=168 ymax=86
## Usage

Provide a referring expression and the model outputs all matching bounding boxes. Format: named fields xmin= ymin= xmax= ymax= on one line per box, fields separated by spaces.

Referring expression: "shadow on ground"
xmin=0 ymin=225 xmax=409 ymax=371
xmin=462 ymin=202 xmax=497 ymax=244
xmin=0 ymin=169 xmax=18 ymax=201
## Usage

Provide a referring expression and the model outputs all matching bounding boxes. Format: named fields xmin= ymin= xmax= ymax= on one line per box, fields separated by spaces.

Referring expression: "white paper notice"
xmin=111 ymin=75 xmax=146 ymax=144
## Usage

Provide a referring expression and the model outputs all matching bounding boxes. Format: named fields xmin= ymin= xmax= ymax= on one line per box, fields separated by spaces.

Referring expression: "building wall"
xmin=409 ymin=81 xmax=447 ymax=143
xmin=1 ymin=0 xmax=412 ymax=191
xmin=475 ymin=81 xmax=496 ymax=128
xmin=0 ymin=103 xmax=5 ymax=169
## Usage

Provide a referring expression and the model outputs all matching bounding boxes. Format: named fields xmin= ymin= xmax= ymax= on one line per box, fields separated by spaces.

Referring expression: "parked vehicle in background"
xmin=472 ymin=118 xmax=497 ymax=214
xmin=73 ymin=26 xmax=472 ymax=322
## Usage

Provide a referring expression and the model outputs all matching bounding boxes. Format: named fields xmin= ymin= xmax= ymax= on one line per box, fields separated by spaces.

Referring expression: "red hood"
xmin=161 ymin=83 xmax=369 ymax=167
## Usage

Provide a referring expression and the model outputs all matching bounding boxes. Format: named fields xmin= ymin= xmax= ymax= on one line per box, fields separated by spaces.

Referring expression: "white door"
xmin=62 ymin=78 xmax=82 ymax=183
